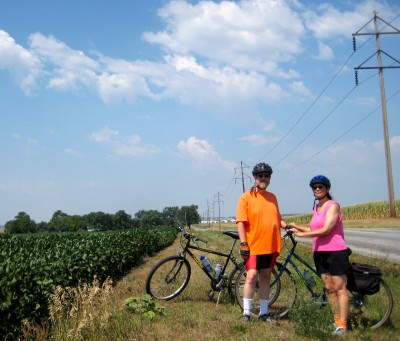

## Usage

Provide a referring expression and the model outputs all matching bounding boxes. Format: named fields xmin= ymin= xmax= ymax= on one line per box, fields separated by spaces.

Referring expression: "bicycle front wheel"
xmin=146 ymin=255 xmax=191 ymax=300
xmin=349 ymin=277 xmax=393 ymax=330
xmin=269 ymin=263 xmax=297 ymax=318
xmin=227 ymin=262 xmax=245 ymax=303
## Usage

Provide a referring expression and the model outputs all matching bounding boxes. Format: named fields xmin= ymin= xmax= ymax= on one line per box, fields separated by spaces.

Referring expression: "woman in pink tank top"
xmin=282 ymin=175 xmax=350 ymax=336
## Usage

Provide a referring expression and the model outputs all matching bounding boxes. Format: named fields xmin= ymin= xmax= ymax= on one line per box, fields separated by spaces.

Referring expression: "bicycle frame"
xmin=273 ymin=233 xmax=327 ymax=302
xmin=178 ymin=227 xmax=242 ymax=290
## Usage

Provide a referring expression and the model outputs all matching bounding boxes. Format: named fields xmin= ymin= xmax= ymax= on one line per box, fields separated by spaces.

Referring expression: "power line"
xmin=274 ymin=67 xmax=380 ymax=166
xmin=259 ymin=13 xmax=398 ymax=164
xmin=286 ymin=88 xmax=400 ymax=172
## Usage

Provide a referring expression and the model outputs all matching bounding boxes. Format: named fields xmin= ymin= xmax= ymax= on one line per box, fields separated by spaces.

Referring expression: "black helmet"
xmin=252 ymin=163 xmax=273 ymax=175
xmin=309 ymin=175 xmax=331 ymax=188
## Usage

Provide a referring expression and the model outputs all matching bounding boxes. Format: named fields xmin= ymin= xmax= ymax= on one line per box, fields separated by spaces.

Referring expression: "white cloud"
xmin=288 ymin=81 xmax=313 ymax=98
xmin=0 ymin=30 xmax=42 ymax=95
xmin=143 ymin=0 xmax=306 ymax=75
xmin=304 ymin=0 xmax=400 ymax=40
xmin=1 ymin=0 xmax=398 ymax=118
xmin=177 ymin=136 xmax=235 ymax=171
xmin=314 ymin=42 xmax=334 ymax=60
xmin=27 ymin=138 xmax=39 ymax=145
xmin=64 ymin=148 xmax=82 ymax=157
xmin=373 ymin=135 xmax=400 ymax=153
xmin=0 ymin=181 xmax=56 ymax=194
xmin=89 ymin=127 xmax=160 ymax=157
xmin=238 ymin=134 xmax=272 ymax=147
xmin=29 ymin=33 xmax=98 ymax=91
xmin=351 ymin=96 xmax=378 ymax=107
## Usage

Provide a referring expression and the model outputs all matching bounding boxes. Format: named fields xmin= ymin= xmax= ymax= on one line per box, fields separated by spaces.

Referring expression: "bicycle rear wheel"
xmin=348 ymin=278 xmax=393 ymax=330
xmin=146 ymin=255 xmax=191 ymax=300
xmin=234 ymin=263 xmax=296 ymax=318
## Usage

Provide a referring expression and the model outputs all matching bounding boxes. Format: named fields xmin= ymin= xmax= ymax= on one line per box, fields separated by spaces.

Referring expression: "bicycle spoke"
xmin=348 ymin=278 xmax=393 ymax=330
xmin=146 ymin=256 xmax=191 ymax=300
xmin=268 ymin=266 xmax=297 ymax=318
xmin=234 ymin=265 xmax=296 ymax=318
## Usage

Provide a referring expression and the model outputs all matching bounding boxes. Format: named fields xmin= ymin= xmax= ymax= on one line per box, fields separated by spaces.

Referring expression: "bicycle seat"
xmin=223 ymin=230 xmax=239 ymax=239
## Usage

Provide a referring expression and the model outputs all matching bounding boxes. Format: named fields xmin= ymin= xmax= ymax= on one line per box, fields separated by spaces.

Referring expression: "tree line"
xmin=4 ymin=205 xmax=200 ymax=234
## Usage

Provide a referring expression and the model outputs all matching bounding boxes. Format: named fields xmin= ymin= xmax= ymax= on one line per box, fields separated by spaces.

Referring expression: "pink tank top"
xmin=309 ymin=200 xmax=347 ymax=252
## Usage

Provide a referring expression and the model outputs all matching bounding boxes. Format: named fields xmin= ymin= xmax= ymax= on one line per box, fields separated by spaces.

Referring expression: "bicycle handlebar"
xmin=283 ymin=230 xmax=297 ymax=246
xmin=177 ymin=226 xmax=208 ymax=244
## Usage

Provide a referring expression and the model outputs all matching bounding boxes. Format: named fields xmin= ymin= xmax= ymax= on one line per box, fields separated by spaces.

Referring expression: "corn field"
xmin=285 ymin=200 xmax=400 ymax=224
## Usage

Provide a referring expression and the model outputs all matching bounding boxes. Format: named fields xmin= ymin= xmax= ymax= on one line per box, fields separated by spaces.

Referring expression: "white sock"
xmin=243 ymin=298 xmax=253 ymax=316
xmin=259 ymin=299 xmax=269 ymax=316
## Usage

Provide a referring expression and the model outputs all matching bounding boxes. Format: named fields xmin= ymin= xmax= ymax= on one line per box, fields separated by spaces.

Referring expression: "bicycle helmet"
xmin=309 ymin=175 xmax=331 ymax=188
xmin=252 ymin=163 xmax=273 ymax=175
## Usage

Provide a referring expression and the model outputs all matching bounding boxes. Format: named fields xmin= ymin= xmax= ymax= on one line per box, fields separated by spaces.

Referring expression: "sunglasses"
xmin=256 ymin=173 xmax=271 ymax=179
xmin=312 ymin=185 xmax=325 ymax=190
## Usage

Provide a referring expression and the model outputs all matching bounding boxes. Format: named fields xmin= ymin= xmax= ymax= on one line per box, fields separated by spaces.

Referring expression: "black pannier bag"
xmin=347 ymin=262 xmax=381 ymax=295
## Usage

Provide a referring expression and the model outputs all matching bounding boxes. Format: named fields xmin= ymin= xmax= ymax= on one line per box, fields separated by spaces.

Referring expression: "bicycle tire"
xmin=234 ymin=263 xmax=296 ymax=318
xmin=348 ymin=277 xmax=393 ymax=330
xmin=227 ymin=262 xmax=245 ymax=303
xmin=145 ymin=255 xmax=191 ymax=300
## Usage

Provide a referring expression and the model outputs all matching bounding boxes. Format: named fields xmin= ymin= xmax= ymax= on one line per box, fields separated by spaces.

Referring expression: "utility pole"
xmin=353 ymin=12 xmax=399 ymax=218
xmin=206 ymin=199 xmax=211 ymax=228
xmin=235 ymin=161 xmax=251 ymax=193
xmin=214 ymin=192 xmax=224 ymax=230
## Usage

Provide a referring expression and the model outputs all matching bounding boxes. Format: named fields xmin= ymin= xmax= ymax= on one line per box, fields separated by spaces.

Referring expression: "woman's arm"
xmin=281 ymin=220 xmax=310 ymax=232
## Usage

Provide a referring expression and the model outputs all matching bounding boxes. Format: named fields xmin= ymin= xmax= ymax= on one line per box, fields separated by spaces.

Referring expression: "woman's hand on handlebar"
xmin=281 ymin=221 xmax=301 ymax=235
xmin=281 ymin=220 xmax=297 ymax=231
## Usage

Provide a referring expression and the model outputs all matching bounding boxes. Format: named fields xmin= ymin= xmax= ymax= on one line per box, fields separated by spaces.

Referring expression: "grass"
xmin=23 ymin=228 xmax=399 ymax=341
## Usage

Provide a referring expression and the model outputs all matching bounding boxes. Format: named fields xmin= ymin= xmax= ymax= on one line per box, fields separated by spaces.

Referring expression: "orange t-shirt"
xmin=236 ymin=190 xmax=282 ymax=255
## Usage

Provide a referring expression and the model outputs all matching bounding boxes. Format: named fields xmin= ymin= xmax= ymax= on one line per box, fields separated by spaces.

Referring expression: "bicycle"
xmin=235 ymin=231 xmax=394 ymax=330
xmin=145 ymin=226 xmax=245 ymax=303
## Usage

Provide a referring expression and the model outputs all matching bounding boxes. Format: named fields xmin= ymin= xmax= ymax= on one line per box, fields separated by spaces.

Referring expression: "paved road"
xmin=295 ymin=228 xmax=400 ymax=263
xmin=194 ymin=226 xmax=400 ymax=263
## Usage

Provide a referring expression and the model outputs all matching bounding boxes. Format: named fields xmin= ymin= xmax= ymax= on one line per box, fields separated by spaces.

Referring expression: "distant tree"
xmin=113 ymin=210 xmax=134 ymax=229
xmin=85 ymin=211 xmax=113 ymax=231
xmin=36 ymin=221 xmax=49 ymax=233
xmin=135 ymin=209 xmax=164 ymax=227
xmin=47 ymin=210 xmax=86 ymax=232
xmin=4 ymin=212 xmax=37 ymax=234
xmin=162 ymin=206 xmax=179 ymax=226
xmin=177 ymin=205 xmax=201 ymax=228
xmin=49 ymin=210 xmax=68 ymax=232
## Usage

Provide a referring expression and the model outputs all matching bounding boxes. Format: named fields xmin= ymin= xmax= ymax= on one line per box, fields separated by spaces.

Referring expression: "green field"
xmin=2 ymin=200 xmax=399 ymax=340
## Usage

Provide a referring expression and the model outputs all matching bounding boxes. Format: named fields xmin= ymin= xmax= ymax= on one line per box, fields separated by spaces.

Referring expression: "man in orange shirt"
xmin=236 ymin=163 xmax=282 ymax=322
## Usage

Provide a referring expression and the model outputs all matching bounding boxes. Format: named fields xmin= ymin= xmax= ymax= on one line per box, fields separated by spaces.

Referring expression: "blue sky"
xmin=0 ymin=0 xmax=399 ymax=225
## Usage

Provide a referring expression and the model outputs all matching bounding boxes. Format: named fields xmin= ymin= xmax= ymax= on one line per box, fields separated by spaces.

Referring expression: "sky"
xmin=0 ymin=0 xmax=399 ymax=225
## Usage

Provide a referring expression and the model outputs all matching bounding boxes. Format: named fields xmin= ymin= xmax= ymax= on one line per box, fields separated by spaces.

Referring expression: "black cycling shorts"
xmin=313 ymin=250 xmax=350 ymax=276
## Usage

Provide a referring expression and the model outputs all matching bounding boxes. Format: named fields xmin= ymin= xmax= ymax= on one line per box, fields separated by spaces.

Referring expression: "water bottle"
xmin=304 ymin=270 xmax=316 ymax=287
xmin=200 ymin=256 xmax=213 ymax=272
xmin=214 ymin=263 xmax=222 ymax=279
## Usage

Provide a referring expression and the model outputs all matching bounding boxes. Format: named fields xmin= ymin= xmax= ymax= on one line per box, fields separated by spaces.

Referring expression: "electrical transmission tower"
xmin=214 ymin=192 xmax=224 ymax=230
xmin=235 ymin=161 xmax=251 ymax=193
xmin=353 ymin=12 xmax=399 ymax=218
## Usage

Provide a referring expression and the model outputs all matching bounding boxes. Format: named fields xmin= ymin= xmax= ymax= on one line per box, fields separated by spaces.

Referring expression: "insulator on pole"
xmin=352 ymin=36 xmax=357 ymax=52
xmin=354 ymin=70 xmax=359 ymax=86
